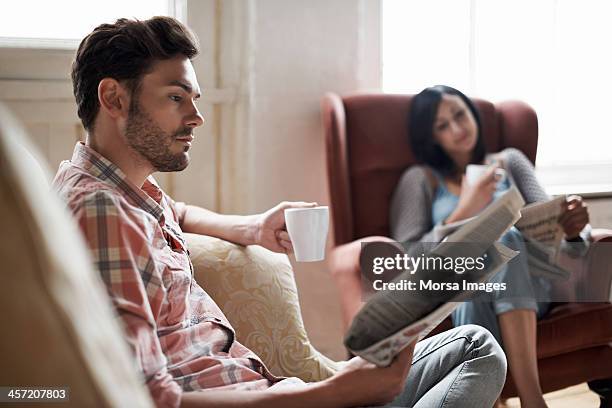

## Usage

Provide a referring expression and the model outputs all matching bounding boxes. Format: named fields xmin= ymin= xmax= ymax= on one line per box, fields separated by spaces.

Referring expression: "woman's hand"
xmin=558 ymin=195 xmax=589 ymax=240
xmin=445 ymin=164 xmax=500 ymax=224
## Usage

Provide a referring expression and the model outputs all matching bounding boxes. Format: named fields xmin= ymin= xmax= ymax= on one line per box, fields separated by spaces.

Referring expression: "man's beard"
xmin=124 ymin=101 xmax=192 ymax=172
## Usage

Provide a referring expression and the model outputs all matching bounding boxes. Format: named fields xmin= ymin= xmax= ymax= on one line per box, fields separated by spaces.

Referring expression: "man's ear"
xmin=98 ymin=78 xmax=130 ymax=120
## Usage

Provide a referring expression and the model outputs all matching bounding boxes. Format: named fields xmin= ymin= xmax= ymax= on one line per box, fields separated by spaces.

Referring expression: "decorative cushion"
xmin=186 ymin=233 xmax=343 ymax=381
xmin=0 ymin=104 xmax=153 ymax=407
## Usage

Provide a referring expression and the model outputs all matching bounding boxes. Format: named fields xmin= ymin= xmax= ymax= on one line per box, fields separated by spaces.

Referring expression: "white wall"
xmin=247 ymin=0 xmax=379 ymax=212
xmin=213 ymin=0 xmax=380 ymax=215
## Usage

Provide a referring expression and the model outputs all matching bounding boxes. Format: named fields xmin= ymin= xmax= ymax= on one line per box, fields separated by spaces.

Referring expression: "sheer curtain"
xmin=383 ymin=0 xmax=612 ymax=194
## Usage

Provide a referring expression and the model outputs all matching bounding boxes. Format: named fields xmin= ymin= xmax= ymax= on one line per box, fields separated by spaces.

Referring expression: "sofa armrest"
xmin=185 ymin=233 xmax=343 ymax=382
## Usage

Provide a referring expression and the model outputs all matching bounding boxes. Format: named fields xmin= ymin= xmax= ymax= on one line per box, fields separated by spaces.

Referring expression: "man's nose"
xmin=186 ymin=103 xmax=205 ymax=128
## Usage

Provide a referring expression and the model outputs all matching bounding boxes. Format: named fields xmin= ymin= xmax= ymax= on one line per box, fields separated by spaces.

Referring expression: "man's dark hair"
xmin=409 ymin=85 xmax=486 ymax=177
xmin=71 ymin=16 xmax=199 ymax=131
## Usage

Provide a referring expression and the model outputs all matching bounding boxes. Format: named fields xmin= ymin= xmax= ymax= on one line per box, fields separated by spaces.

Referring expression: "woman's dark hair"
xmin=71 ymin=16 xmax=199 ymax=131
xmin=409 ymin=85 xmax=486 ymax=176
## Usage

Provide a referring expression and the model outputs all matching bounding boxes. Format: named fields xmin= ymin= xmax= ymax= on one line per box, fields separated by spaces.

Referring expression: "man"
xmin=53 ymin=16 xmax=507 ymax=408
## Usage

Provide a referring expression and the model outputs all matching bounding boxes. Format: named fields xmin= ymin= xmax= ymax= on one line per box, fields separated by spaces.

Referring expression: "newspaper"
xmin=345 ymin=243 xmax=517 ymax=366
xmin=434 ymin=194 xmax=570 ymax=280
xmin=515 ymin=195 xmax=567 ymax=265
xmin=344 ymin=187 xmax=524 ymax=366
xmin=516 ymin=196 xmax=566 ymax=247
xmin=431 ymin=216 xmax=474 ymax=243
xmin=432 ymin=186 xmax=526 ymax=245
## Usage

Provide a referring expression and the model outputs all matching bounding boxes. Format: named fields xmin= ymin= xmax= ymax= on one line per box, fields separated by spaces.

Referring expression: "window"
xmin=0 ymin=0 xmax=172 ymax=48
xmin=382 ymin=0 xmax=612 ymax=194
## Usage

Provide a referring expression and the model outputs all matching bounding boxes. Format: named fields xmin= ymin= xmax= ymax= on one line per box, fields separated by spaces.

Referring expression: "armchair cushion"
xmin=186 ymin=233 xmax=342 ymax=382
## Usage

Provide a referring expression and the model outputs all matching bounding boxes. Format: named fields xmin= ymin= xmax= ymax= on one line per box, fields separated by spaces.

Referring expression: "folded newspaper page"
xmin=515 ymin=196 xmax=568 ymax=275
xmin=434 ymin=194 xmax=565 ymax=248
xmin=431 ymin=186 xmax=525 ymax=245
xmin=516 ymin=195 xmax=566 ymax=249
xmin=344 ymin=187 xmax=524 ymax=367
xmin=434 ymin=192 xmax=570 ymax=280
xmin=345 ymin=243 xmax=517 ymax=366
xmin=431 ymin=216 xmax=474 ymax=243
xmin=433 ymin=186 xmax=524 ymax=251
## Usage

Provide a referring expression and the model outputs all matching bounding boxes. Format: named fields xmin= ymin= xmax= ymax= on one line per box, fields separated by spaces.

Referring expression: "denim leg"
xmin=493 ymin=227 xmax=539 ymax=313
xmin=381 ymin=325 xmax=506 ymax=408
xmin=452 ymin=227 xmax=552 ymax=344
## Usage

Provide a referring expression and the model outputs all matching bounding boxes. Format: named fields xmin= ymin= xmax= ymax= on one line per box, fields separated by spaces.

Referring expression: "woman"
xmin=389 ymin=85 xmax=590 ymax=408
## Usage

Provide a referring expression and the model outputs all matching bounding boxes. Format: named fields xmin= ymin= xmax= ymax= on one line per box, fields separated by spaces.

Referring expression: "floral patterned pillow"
xmin=185 ymin=233 xmax=343 ymax=381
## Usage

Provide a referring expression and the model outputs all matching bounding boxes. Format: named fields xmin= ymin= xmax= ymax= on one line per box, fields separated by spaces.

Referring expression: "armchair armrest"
xmin=328 ymin=236 xmax=403 ymax=329
xmin=329 ymin=236 xmax=457 ymax=337
xmin=590 ymin=228 xmax=612 ymax=243
xmin=584 ymin=229 xmax=612 ymax=303
xmin=552 ymin=228 xmax=612 ymax=303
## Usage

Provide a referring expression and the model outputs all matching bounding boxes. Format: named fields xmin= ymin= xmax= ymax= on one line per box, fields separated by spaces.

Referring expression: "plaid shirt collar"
xmin=71 ymin=142 xmax=165 ymax=222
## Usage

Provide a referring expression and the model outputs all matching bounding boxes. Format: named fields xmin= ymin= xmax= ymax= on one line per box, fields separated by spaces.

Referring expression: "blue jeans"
xmin=378 ymin=325 xmax=506 ymax=407
xmin=452 ymin=227 xmax=550 ymax=345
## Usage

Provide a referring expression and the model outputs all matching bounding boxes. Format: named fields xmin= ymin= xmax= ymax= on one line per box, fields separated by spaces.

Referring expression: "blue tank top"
xmin=431 ymin=170 xmax=511 ymax=225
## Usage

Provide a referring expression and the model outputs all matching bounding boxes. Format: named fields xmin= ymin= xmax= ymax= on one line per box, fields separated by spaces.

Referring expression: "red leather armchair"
xmin=321 ymin=92 xmax=612 ymax=400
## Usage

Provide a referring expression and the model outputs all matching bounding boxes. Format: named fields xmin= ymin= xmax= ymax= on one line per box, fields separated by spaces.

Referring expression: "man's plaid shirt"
xmin=53 ymin=143 xmax=284 ymax=408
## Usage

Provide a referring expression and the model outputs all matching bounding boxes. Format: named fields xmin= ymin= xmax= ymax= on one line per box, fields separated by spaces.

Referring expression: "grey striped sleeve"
xmin=502 ymin=148 xmax=589 ymax=255
xmin=501 ymin=147 xmax=550 ymax=204
xmin=389 ymin=166 xmax=438 ymax=243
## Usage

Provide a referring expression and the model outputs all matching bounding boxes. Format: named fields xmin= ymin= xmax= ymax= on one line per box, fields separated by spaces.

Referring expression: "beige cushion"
xmin=0 ymin=104 xmax=153 ymax=407
xmin=186 ymin=233 xmax=343 ymax=382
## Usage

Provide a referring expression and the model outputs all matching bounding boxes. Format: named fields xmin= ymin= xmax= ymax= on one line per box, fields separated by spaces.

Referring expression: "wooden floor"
xmin=503 ymin=383 xmax=600 ymax=407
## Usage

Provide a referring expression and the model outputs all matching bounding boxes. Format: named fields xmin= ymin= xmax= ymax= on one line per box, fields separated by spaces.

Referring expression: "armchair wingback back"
xmin=322 ymin=93 xmax=538 ymax=246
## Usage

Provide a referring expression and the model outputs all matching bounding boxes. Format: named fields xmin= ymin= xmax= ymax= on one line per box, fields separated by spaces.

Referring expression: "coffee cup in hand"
xmin=284 ymin=206 xmax=329 ymax=262
xmin=465 ymin=164 xmax=506 ymax=186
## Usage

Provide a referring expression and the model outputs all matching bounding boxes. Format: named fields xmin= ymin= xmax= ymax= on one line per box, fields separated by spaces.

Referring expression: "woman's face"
xmin=432 ymin=94 xmax=478 ymax=158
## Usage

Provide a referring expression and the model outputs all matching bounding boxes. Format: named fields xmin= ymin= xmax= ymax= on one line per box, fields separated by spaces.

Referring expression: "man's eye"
xmin=170 ymin=95 xmax=182 ymax=102
xmin=454 ymin=110 xmax=465 ymax=119
xmin=436 ymin=123 xmax=448 ymax=132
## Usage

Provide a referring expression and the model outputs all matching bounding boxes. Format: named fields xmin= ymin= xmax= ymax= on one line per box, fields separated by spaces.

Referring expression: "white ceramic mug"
xmin=284 ymin=206 xmax=329 ymax=262
xmin=465 ymin=164 xmax=506 ymax=186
